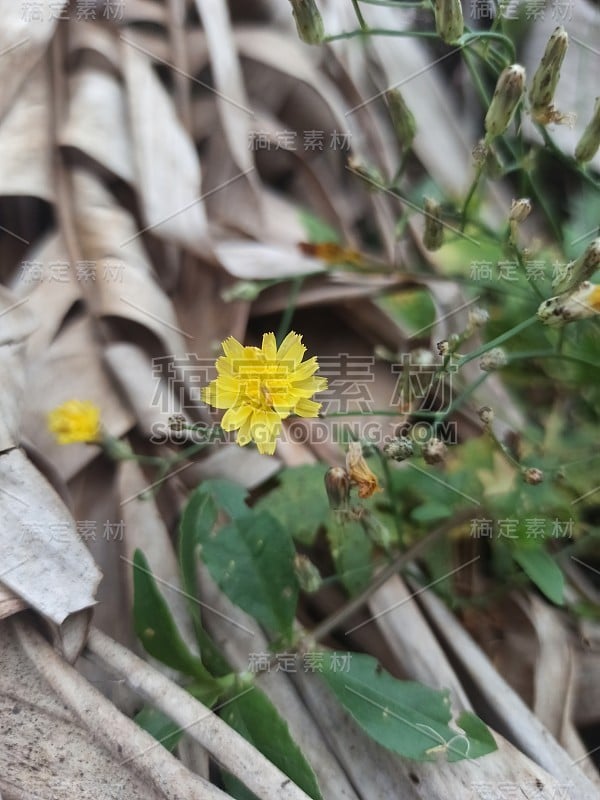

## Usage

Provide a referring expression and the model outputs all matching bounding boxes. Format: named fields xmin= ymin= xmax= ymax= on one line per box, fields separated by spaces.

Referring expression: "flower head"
xmin=201 ymin=331 xmax=327 ymax=455
xmin=47 ymin=400 xmax=101 ymax=445
xmin=346 ymin=442 xmax=382 ymax=499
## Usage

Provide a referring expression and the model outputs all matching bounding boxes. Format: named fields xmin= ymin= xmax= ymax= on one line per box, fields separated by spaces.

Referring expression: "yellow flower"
xmin=346 ymin=442 xmax=382 ymax=499
xmin=201 ymin=331 xmax=327 ymax=455
xmin=47 ymin=400 xmax=101 ymax=445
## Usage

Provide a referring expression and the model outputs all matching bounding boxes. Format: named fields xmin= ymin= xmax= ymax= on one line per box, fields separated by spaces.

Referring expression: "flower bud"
xmin=575 ymin=98 xmax=600 ymax=163
xmin=437 ymin=340 xmax=449 ymax=357
xmin=168 ymin=413 xmax=187 ymax=432
xmin=537 ymin=281 xmax=600 ymax=327
xmin=294 ymin=554 xmax=323 ymax=593
xmin=384 ymin=435 xmax=414 ymax=462
xmin=347 ymin=156 xmax=384 ymax=191
xmin=433 ymin=0 xmax=464 ymax=44
xmin=422 ymin=437 xmax=448 ymax=465
xmin=288 ymin=0 xmax=325 ymax=45
xmin=552 ymin=237 xmax=600 ymax=294
xmin=360 ymin=510 xmax=393 ymax=552
xmin=423 ymin=197 xmax=444 ymax=251
xmin=509 ymin=198 xmax=532 ymax=223
xmin=479 ymin=347 xmax=508 ymax=371
xmin=385 ymin=89 xmax=417 ymax=150
xmin=478 ymin=405 xmax=494 ymax=425
xmin=324 ymin=467 xmax=350 ymax=510
xmin=221 ymin=281 xmax=262 ymax=303
xmin=485 ymin=65 xmax=526 ymax=142
xmin=523 ymin=467 xmax=544 ymax=485
xmin=529 ymin=27 xmax=569 ymax=123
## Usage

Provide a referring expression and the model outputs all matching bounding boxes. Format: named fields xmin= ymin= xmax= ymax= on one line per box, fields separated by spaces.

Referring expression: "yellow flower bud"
xmin=575 ymin=98 xmax=600 ymax=163
xmin=423 ymin=197 xmax=444 ymax=251
xmin=385 ymin=89 xmax=417 ymax=150
xmin=529 ymin=27 xmax=569 ymax=124
xmin=433 ymin=0 xmax=464 ymax=44
xmin=485 ymin=65 xmax=526 ymax=142
xmin=288 ymin=0 xmax=325 ymax=45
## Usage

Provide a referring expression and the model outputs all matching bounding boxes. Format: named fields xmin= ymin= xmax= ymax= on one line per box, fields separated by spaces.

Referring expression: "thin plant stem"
xmin=457 ymin=316 xmax=539 ymax=367
xmin=351 ymin=0 xmax=369 ymax=29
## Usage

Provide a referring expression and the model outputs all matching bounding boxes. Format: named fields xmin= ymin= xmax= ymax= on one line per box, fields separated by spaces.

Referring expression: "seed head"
xmin=479 ymin=347 xmax=508 ymax=371
xmin=422 ymin=437 xmax=448 ymax=465
xmin=523 ymin=467 xmax=544 ymax=485
xmin=478 ymin=406 xmax=494 ymax=425
xmin=384 ymin=436 xmax=414 ymax=462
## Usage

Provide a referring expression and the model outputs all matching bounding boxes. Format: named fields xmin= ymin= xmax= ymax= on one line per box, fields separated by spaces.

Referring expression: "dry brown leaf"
xmin=0 ymin=448 xmax=101 ymax=625
xmin=121 ymin=43 xmax=210 ymax=256
xmin=61 ymin=67 xmax=135 ymax=184
xmin=0 ymin=58 xmax=53 ymax=202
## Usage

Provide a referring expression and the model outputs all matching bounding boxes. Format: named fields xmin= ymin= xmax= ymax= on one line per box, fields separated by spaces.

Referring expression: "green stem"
xmin=325 ymin=28 xmax=439 ymax=42
xmin=276 ymin=276 xmax=304 ymax=344
xmin=507 ymin=350 xmax=600 ymax=370
xmin=351 ymin=0 xmax=369 ymax=29
xmin=457 ymin=316 xmax=539 ymax=368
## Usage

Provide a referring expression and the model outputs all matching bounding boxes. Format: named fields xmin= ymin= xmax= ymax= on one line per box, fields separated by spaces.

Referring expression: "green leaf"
xmin=511 ymin=546 xmax=565 ymax=605
xmin=200 ymin=512 xmax=299 ymax=641
xmin=179 ymin=490 xmax=218 ymax=602
xmin=178 ymin=490 xmax=233 ymax=677
xmin=132 ymin=549 xmax=220 ymax=688
xmin=411 ymin=501 xmax=452 ymax=524
xmin=134 ymin=707 xmax=183 ymax=753
xmin=298 ymin=209 xmax=341 ymax=244
xmin=221 ymin=687 xmax=323 ymax=800
xmin=200 ymin=478 xmax=250 ymax=520
xmin=320 ymin=652 xmax=497 ymax=762
xmin=326 ymin=514 xmax=373 ymax=595
xmin=255 ymin=465 xmax=330 ymax=545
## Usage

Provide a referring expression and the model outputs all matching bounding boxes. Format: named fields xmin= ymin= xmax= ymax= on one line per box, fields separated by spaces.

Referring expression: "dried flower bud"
xmin=288 ymin=0 xmax=325 ymax=45
xmin=168 ymin=414 xmax=187 ymax=432
xmin=575 ymin=97 xmax=600 ymax=163
xmin=346 ymin=442 xmax=382 ymax=499
xmin=433 ymin=0 xmax=464 ymax=44
xmin=485 ymin=65 xmax=526 ymax=142
xmin=360 ymin=510 xmax=393 ymax=552
xmin=509 ymin=198 xmax=532 ymax=223
xmin=294 ymin=554 xmax=323 ymax=593
xmin=523 ymin=467 xmax=544 ymax=485
xmin=324 ymin=467 xmax=350 ymax=510
xmin=423 ymin=197 xmax=444 ymax=251
xmin=385 ymin=89 xmax=417 ymax=150
xmin=384 ymin=436 xmax=414 ymax=462
xmin=478 ymin=406 xmax=494 ymax=425
xmin=529 ymin=27 xmax=569 ymax=122
xmin=468 ymin=307 xmax=490 ymax=329
xmin=437 ymin=340 xmax=449 ymax=357
xmin=552 ymin=237 xmax=600 ymax=294
xmin=537 ymin=281 xmax=600 ymax=327
xmin=479 ymin=347 xmax=508 ymax=371
xmin=422 ymin=437 xmax=448 ymax=465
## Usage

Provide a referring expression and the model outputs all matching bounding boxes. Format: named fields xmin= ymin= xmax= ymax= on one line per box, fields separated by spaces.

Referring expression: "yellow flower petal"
xmin=47 ymin=400 xmax=101 ymax=445
xmin=294 ymin=398 xmax=321 ymax=417
xmin=277 ymin=331 xmax=306 ymax=365
xmin=222 ymin=336 xmax=246 ymax=360
xmin=221 ymin=405 xmax=253 ymax=431
xmin=261 ymin=332 xmax=278 ymax=361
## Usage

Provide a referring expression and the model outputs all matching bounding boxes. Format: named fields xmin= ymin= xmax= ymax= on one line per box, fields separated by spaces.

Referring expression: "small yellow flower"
xmin=346 ymin=442 xmax=382 ymax=499
xmin=47 ymin=400 xmax=101 ymax=445
xmin=201 ymin=331 xmax=327 ymax=455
